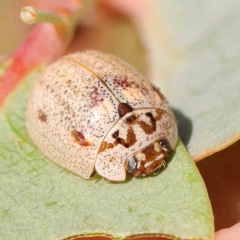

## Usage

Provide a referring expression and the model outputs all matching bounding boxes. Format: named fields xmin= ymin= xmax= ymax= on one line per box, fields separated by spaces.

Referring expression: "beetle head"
xmin=126 ymin=139 xmax=171 ymax=177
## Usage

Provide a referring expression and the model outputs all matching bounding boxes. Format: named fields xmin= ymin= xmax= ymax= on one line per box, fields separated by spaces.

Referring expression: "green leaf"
xmin=140 ymin=0 xmax=240 ymax=160
xmin=0 ymin=69 xmax=213 ymax=239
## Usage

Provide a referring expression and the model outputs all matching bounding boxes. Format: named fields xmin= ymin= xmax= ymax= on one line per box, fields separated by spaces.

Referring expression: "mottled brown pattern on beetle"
xmin=115 ymin=126 xmax=137 ymax=148
xmin=99 ymin=126 xmax=137 ymax=153
xmin=125 ymin=112 xmax=158 ymax=134
xmin=146 ymin=112 xmax=156 ymax=130
xmin=113 ymin=76 xmax=138 ymax=89
xmin=113 ymin=76 xmax=149 ymax=95
xmin=99 ymin=142 xmax=115 ymax=153
xmin=155 ymin=109 xmax=165 ymax=121
xmin=137 ymin=112 xmax=156 ymax=134
xmin=71 ymin=130 xmax=91 ymax=146
xmin=118 ymin=102 xmax=133 ymax=117
xmin=37 ymin=110 xmax=47 ymax=122
xmin=125 ymin=126 xmax=137 ymax=147
xmin=89 ymin=86 xmax=104 ymax=108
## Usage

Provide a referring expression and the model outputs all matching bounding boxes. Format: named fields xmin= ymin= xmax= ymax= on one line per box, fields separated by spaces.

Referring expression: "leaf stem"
xmin=20 ymin=6 xmax=66 ymax=26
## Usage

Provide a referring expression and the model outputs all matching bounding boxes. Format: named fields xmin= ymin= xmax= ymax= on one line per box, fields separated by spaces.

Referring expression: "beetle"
xmin=26 ymin=50 xmax=178 ymax=182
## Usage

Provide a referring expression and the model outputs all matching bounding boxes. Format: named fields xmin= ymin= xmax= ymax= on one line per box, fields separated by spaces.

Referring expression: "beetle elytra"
xmin=26 ymin=50 xmax=178 ymax=182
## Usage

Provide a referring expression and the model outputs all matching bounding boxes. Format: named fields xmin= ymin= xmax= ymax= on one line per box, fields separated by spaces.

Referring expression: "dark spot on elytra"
xmin=38 ymin=110 xmax=47 ymax=122
xmin=118 ymin=102 xmax=133 ymax=117
xmin=125 ymin=114 xmax=137 ymax=124
xmin=145 ymin=112 xmax=156 ymax=130
xmin=115 ymin=137 xmax=128 ymax=147
xmin=71 ymin=130 xmax=91 ymax=146
xmin=112 ymin=130 xmax=119 ymax=138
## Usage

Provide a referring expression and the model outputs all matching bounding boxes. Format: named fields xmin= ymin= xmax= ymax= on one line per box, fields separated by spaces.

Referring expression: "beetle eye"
xmin=127 ymin=156 xmax=137 ymax=173
xmin=159 ymin=139 xmax=170 ymax=152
